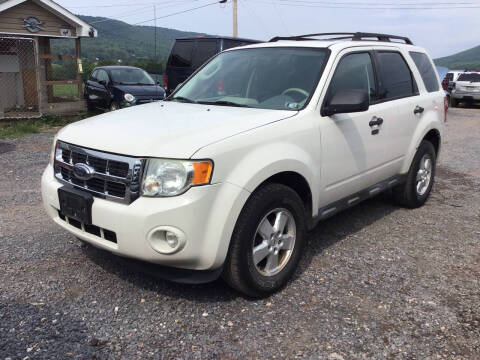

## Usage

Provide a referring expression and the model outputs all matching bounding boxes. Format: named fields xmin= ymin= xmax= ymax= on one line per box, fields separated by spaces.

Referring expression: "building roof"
xmin=0 ymin=0 xmax=97 ymax=37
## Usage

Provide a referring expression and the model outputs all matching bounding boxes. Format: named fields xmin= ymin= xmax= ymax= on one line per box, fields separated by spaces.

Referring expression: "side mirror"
xmin=99 ymin=80 xmax=107 ymax=86
xmin=322 ymin=89 xmax=369 ymax=117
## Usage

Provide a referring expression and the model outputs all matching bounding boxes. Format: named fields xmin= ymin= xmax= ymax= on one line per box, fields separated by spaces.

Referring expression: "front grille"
xmin=54 ymin=141 xmax=144 ymax=204
xmin=58 ymin=210 xmax=117 ymax=243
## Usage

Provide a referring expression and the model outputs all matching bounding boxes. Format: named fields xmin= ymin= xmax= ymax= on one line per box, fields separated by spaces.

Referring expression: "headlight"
xmin=142 ymin=159 xmax=213 ymax=197
xmin=124 ymin=93 xmax=135 ymax=102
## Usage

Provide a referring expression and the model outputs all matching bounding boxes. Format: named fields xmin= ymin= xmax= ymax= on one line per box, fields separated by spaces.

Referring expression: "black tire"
xmin=222 ymin=183 xmax=306 ymax=298
xmin=109 ymin=101 xmax=120 ymax=111
xmin=450 ymin=97 xmax=457 ymax=108
xmin=393 ymin=140 xmax=436 ymax=208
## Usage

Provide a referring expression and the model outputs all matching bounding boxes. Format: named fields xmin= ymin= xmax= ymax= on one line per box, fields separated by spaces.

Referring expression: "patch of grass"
xmin=0 ymin=113 xmax=90 ymax=139
xmin=53 ymin=84 xmax=80 ymax=99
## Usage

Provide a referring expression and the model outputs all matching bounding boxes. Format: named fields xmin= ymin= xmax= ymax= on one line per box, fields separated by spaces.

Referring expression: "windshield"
xmin=457 ymin=73 xmax=480 ymax=82
xmin=109 ymin=68 xmax=155 ymax=85
xmin=171 ymin=47 xmax=329 ymax=110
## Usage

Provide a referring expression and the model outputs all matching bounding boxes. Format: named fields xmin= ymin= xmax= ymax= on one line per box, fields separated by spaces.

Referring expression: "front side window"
xmin=96 ymin=70 xmax=109 ymax=83
xmin=326 ymin=52 xmax=376 ymax=103
xmin=109 ymin=68 xmax=155 ymax=85
xmin=410 ymin=52 xmax=439 ymax=92
xmin=172 ymin=47 xmax=329 ymax=111
xmin=90 ymin=70 xmax=98 ymax=81
xmin=376 ymin=51 xmax=416 ymax=100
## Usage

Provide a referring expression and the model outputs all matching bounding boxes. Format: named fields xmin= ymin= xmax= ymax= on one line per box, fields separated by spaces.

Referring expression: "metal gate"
xmin=0 ymin=37 xmax=41 ymax=119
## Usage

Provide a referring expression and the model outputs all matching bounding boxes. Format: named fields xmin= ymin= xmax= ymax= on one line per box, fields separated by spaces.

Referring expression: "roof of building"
xmin=0 ymin=0 xmax=97 ymax=37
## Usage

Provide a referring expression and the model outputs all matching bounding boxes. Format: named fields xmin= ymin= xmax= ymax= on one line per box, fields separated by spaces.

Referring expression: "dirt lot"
xmin=0 ymin=108 xmax=479 ymax=359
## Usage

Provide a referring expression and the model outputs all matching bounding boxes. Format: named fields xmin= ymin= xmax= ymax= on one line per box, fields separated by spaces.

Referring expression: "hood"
xmin=58 ymin=101 xmax=297 ymax=158
xmin=114 ymin=84 xmax=165 ymax=97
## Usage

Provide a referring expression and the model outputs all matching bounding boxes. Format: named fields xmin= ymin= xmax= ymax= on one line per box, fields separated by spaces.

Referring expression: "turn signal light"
xmin=192 ymin=161 xmax=213 ymax=185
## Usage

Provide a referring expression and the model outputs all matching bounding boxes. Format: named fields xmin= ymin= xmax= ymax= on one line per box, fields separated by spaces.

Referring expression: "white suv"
xmin=450 ymin=72 xmax=480 ymax=107
xmin=42 ymin=32 xmax=445 ymax=297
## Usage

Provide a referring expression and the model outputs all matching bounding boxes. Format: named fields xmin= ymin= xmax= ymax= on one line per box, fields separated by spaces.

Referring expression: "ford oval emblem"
xmin=73 ymin=163 xmax=94 ymax=181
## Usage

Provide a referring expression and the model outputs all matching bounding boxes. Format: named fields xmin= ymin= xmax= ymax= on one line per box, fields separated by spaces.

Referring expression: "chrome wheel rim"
xmin=252 ymin=208 xmax=296 ymax=277
xmin=416 ymin=154 xmax=433 ymax=196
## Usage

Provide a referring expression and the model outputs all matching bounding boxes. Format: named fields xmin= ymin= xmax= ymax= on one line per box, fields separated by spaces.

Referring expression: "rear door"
xmin=166 ymin=40 xmax=195 ymax=94
xmin=368 ymin=48 xmax=422 ymax=174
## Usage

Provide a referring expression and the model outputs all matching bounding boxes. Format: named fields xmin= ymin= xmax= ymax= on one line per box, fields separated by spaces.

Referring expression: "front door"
xmin=318 ymin=50 xmax=395 ymax=207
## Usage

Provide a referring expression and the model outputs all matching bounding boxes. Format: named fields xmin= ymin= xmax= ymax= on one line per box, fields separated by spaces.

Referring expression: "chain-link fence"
xmin=0 ymin=37 xmax=40 ymax=119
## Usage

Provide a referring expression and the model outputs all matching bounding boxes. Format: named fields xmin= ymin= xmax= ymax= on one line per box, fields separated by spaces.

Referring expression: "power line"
xmin=250 ymin=0 xmax=480 ymax=9
xmin=87 ymin=0 xmax=212 ymax=25
xmin=268 ymin=0 xmax=479 ymax=5
xmin=68 ymin=0 xmax=200 ymax=8
xmin=130 ymin=1 xmax=222 ymax=26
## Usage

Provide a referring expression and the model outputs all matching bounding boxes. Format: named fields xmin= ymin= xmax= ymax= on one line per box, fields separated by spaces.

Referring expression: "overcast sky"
xmin=57 ymin=0 xmax=480 ymax=58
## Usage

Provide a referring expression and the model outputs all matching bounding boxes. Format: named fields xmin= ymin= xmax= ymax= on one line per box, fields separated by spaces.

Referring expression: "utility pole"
xmin=233 ymin=0 xmax=238 ymax=37
xmin=154 ymin=5 xmax=157 ymax=59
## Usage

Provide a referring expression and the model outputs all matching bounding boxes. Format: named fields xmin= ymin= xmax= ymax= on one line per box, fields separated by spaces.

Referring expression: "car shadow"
xmin=81 ymin=193 xmax=399 ymax=301
xmin=294 ymin=193 xmax=398 ymax=281
xmin=450 ymin=101 xmax=480 ymax=109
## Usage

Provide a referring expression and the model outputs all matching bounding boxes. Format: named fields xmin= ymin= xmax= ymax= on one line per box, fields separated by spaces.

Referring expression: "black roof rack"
xmin=269 ymin=32 xmax=413 ymax=45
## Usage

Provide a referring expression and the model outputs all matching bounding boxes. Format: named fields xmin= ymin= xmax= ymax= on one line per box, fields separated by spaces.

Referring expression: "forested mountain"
xmin=51 ymin=15 xmax=207 ymax=62
xmin=434 ymin=45 xmax=480 ymax=71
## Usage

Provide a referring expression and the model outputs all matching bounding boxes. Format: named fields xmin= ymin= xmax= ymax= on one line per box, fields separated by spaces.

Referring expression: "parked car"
xmin=42 ymin=32 xmax=445 ymax=297
xmin=164 ymin=36 xmax=260 ymax=95
xmin=84 ymin=66 xmax=165 ymax=111
xmin=442 ymin=70 xmax=475 ymax=91
xmin=450 ymin=72 xmax=480 ymax=107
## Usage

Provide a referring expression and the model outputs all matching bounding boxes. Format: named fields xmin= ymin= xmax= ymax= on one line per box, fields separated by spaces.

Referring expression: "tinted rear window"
xmin=170 ymin=41 xmax=194 ymax=67
xmin=409 ymin=52 xmax=439 ymax=92
xmin=376 ymin=51 xmax=416 ymax=100
xmin=192 ymin=40 xmax=218 ymax=68
xmin=457 ymin=73 xmax=480 ymax=82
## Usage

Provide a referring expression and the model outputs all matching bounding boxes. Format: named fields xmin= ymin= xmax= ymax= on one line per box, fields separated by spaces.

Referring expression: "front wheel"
xmin=222 ymin=183 xmax=306 ymax=297
xmin=109 ymin=101 xmax=120 ymax=111
xmin=393 ymin=140 xmax=436 ymax=208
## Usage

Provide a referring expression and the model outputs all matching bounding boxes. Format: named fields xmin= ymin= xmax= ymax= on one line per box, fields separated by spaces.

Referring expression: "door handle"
xmin=369 ymin=117 xmax=384 ymax=127
xmin=414 ymin=106 xmax=424 ymax=114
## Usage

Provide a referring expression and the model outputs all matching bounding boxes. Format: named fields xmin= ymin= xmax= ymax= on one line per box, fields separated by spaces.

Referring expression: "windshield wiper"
xmin=197 ymin=100 xmax=248 ymax=107
xmin=170 ymin=96 xmax=197 ymax=103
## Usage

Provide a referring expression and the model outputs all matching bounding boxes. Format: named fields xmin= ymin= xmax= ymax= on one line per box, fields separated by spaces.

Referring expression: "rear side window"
xmin=375 ymin=51 xmax=416 ymax=100
xmin=457 ymin=73 xmax=480 ymax=82
xmin=170 ymin=41 xmax=194 ymax=67
xmin=409 ymin=52 xmax=439 ymax=92
xmin=192 ymin=40 xmax=218 ymax=68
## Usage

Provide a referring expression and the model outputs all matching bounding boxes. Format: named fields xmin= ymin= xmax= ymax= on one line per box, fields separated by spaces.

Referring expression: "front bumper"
xmin=41 ymin=164 xmax=250 ymax=271
xmin=451 ymin=91 xmax=480 ymax=100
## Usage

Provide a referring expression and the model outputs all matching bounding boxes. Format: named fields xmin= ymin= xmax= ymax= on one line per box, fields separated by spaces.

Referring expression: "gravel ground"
xmin=1 ymin=108 xmax=479 ymax=359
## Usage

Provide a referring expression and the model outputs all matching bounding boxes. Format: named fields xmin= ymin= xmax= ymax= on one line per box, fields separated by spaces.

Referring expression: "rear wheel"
xmin=393 ymin=140 xmax=436 ymax=208
xmin=450 ymin=97 xmax=458 ymax=108
xmin=222 ymin=183 xmax=306 ymax=297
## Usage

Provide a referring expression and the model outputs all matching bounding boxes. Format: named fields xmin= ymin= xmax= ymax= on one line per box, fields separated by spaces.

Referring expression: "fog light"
xmin=148 ymin=226 xmax=186 ymax=255
xmin=165 ymin=231 xmax=178 ymax=248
